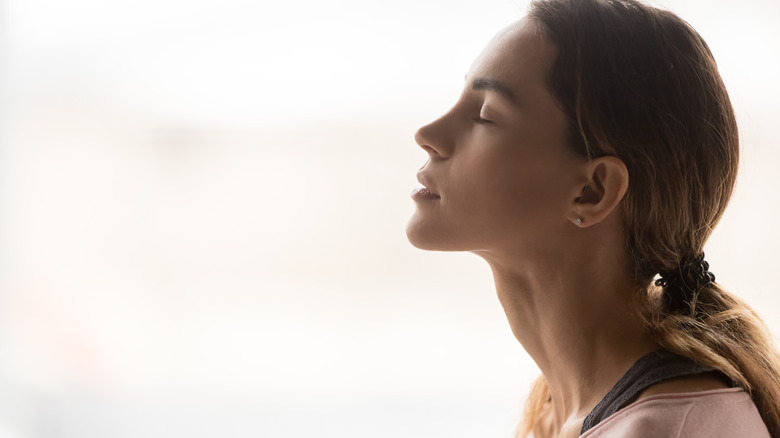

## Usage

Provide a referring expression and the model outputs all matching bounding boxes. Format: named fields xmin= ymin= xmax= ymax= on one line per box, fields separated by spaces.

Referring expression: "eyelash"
xmin=473 ymin=116 xmax=492 ymax=124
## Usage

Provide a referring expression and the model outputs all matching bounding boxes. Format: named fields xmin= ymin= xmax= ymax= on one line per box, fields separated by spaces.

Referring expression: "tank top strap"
xmin=580 ymin=349 xmax=720 ymax=434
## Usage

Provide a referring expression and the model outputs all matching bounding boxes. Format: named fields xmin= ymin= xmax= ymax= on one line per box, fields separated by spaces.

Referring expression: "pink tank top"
xmin=577 ymin=350 xmax=769 ymax=437
xmin=580 ymin=387 xmax=770 ymax=437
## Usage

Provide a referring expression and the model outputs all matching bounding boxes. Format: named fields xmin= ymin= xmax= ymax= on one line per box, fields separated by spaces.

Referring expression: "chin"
xmin=406 ymin=228 xmax=436 ymax=250
xmin=405 ymin=214 xmax=467 ymax=251
xmin=406 ymin=214 xmax=441 ymax=250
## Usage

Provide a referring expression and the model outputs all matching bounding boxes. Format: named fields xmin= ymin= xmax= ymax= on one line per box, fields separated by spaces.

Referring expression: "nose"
xmin=414 ymin=116 xmax=452 ymax=160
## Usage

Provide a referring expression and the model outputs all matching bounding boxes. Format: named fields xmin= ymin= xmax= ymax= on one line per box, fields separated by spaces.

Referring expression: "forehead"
xmin=466 ymin=19 xmax=557 ymax=93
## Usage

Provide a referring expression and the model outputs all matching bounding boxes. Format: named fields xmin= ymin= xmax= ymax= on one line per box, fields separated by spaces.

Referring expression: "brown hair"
xmin=516 ymin=0 xmax=780 ymax=436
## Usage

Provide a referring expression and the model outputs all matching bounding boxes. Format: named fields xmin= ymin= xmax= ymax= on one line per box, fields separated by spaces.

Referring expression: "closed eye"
xmin=473 ymin=116 xmax=493 ymax=124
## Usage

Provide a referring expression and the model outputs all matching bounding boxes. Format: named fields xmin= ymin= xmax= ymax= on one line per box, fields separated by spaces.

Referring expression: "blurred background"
xmin=0 ymin=0 xmax=778 ymax=437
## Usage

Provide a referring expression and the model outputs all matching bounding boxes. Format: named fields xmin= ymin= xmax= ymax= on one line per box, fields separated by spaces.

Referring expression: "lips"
xmin=413 ymin=171 xmax=441 ymax=200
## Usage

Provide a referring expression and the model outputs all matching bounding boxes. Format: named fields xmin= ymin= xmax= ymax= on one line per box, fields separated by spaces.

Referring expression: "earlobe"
xmin=569 ymin=156 xmax=628 ymax=227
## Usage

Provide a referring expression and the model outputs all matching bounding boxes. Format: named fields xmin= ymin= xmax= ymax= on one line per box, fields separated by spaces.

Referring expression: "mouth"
xmin=412 ymin=171 xmax=441 ymax=201
xmin=411 ymin=187 xmax=441 ymax=201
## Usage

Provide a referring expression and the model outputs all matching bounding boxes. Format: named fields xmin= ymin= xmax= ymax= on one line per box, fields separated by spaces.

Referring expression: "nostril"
xmin=421 ymin=145 xmax=437 ymax=155
xmin=419 ymin=144 xmax=447 ymax=160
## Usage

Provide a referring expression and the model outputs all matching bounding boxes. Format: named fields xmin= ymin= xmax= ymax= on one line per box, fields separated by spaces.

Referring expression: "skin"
xmin=407 ymin=19 xmax=726 ymax=438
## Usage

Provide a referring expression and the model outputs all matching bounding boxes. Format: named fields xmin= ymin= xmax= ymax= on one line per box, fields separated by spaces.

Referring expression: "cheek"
xmin=451 ymin=153 xmax=573 ymax=230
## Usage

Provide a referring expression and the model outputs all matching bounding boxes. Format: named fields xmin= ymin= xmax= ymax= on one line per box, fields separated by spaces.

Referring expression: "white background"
xmin=0 ymin=0 xmax=778 ymax=437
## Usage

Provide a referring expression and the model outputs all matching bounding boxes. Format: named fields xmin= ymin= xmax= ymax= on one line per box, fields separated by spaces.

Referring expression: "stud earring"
xmin=575 ymin=217 xmax=583 ymax=225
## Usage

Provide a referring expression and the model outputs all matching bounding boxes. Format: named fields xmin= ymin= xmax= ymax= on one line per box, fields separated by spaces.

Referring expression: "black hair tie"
xmin=655 ymin=253 xmax=715 ymax=313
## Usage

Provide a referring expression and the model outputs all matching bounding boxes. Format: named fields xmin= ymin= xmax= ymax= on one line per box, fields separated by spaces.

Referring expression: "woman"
xmin=406 ymin=0 xmax=780 ymax=437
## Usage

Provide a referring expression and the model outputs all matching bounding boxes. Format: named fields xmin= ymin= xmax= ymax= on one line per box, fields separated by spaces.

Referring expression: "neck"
xmin=476 ymin=244 xmax=659 ymax=432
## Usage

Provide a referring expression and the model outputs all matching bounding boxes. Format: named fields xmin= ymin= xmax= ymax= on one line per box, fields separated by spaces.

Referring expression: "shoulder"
xmin=580 ymin=388 xmax=770 ymax=438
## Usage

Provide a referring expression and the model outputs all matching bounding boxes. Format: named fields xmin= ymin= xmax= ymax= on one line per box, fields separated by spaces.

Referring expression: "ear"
xmin=567 ymin=156 xmax=628 ymax=227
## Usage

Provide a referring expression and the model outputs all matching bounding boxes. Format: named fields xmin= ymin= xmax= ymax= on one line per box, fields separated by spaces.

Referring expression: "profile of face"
xmin=407 ymin=19 xmax=588 ymax=257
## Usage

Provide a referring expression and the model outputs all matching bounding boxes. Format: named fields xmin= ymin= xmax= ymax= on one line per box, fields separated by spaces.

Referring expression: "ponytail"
xmin=646 ymin=282 xmax=780 ymax=434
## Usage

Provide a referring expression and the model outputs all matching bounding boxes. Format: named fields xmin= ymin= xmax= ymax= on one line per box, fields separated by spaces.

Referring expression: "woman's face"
xmin=406 ymin=19 xmax=587 ymax=255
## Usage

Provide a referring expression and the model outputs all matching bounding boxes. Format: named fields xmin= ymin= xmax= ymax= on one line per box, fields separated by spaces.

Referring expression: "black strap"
xmin=580 ymin=350 xmax=718 ymax=434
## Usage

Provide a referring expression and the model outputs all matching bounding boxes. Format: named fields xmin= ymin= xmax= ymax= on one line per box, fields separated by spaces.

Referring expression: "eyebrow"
xmin=470 ymin=77 xmax=518 ymax=104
